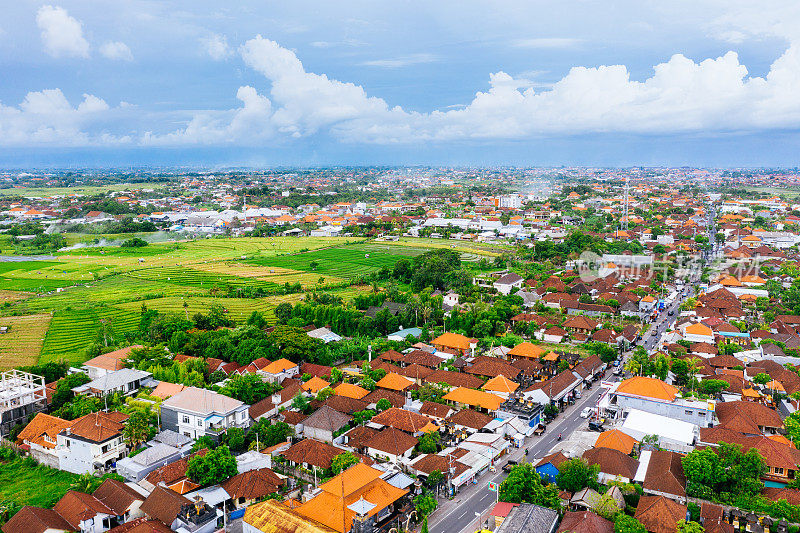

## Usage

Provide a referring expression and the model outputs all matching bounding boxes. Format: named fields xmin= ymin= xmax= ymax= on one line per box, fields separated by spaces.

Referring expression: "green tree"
xmin=697 ymin=379 xmax=729 ymax=396
xmin=274 ymin=303 xmax=293 ymax=324
xmin=682 ymin=442 xmax=765 ymax=500
xmin=246 ymin=310 xmax=267 ymax=329
xmin=417 ymin=431 xmax=441 ymax=454
xmin=420 ymin=517 xmax=429 ymax=533
xmin=122 ymin=410 xmax=151 ymax=450
xmin=785 ymin=411 xmax=800 ymax=445
xmin=376 ymin=398 xmax=392 ymax=412
xmin=753 ymin=373 xmax=771 ymax=385
xmin=676 ymin=520 xmax=705 ymax=533
xmin=413 ymin=494 xmax=438 ymax=518
xmin=316 ymin=387 xmax=335 ymax=402
xmin=252 ymin=420 xmax=294 ymax=448
xmin=291 ymin=393 xmax=310 ymax=413
xmin=556 ymin=458 xmax=600 ymax=493
xmin=70 ymin=473 xmax=100 ymax=493
xmin=614 ymin=514 xmax=647 ymax=533
xmin=192 ymin=436 xmax=216 ymax=452
xmin=224 ymin=427 xmax=246 ymax=452
xmin=359 ymin=377 xmax=376 ymax=391
xmin=331 ymin=452 xmax=359 ymax=474
xmin=426 ymin=469 xmax=444 ymax=489
xmin=218 ymin=373 xmax=279 ymax=405
xmin=353 ymin=410 xmax=376 ymax=426
xmin=498 ymin=463 xmax=561 ymax=510
xmin=186 ymin=445 xmax=238 ymax=486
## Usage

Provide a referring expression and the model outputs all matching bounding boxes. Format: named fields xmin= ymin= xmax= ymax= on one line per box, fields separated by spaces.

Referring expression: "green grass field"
xmin=249 ymin=243 xmax=424 ymax=278
xmin=0 ymin=182 xmax=169 ymax=197
xmin=0 ymin=236 xmax=500 ymax=367
xmin=0 ymin=457 xmax=79 ymax=509
xmin=743 ymin=186 xmax=800 ymax=198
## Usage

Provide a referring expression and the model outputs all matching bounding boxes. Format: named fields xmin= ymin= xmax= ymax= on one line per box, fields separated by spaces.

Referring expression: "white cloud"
xmin=147 ymin=34 xmax=800 ymax=146
xmin=360 ymin=53 xmax=438 ymax=68
xmin=100 ymin=41 xmax=133 ymax=61
xmin=0 ymin=89 xmax=116 ymax=146
xmin=311 ymin=39 xmax=365 ymax=49
xmin=36 ymin=5 xmax=90 ymax=58
xmin=144 ymin=86 xmax=274 ymax=145
xmin=202 ymin=33 xmax=232 ymax=61
xmin=12 ymin=18 xmax=800 ymax=149
xmin=512 ymin=38 xmax=583 ymax=49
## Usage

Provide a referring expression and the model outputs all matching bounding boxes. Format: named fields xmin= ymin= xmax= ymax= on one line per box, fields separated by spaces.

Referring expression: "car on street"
xmin=580 ymin=407 xmax=593 ymax=418
xmin=588 ymin=421 xmax=604 ymax=432
xmin=503 ymin=459 xmax=518 ymax=472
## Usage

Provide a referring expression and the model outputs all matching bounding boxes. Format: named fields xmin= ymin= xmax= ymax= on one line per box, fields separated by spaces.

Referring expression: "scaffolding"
xmin=0 ymin=370 xmax=46 ymax=426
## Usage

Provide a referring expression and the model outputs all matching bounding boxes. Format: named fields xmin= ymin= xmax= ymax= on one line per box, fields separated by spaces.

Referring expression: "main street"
xmin=428 ymin=383 xmax=609 ymax=533
xmin=430 ymin=208 xmax=718 ymax=533
xmin=641 ymin=204 xmax=716 ymax=353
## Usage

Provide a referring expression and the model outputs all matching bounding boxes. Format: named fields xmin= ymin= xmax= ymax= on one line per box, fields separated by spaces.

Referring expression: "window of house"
xmin=684 ymin=410 xmax=693 ymax=416
xmin=102 ymin=445 xmax=109 ymax=453
xmin=775 ymin=467 xmax=785 ymax=475
xmin=182 ymin=415 xmax=190 ymax=424
xmin=197 ymin=419 xmax=203 ymax=426
xmin=65 ymin=439 xmax=70 ymax=447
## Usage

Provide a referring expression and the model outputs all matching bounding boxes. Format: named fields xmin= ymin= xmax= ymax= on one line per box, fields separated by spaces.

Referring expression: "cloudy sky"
xmin=1 ymin=1 xmax=800 ymax=167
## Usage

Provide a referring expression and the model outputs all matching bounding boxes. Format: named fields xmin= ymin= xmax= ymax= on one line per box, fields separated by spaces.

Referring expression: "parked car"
xmin=533 ymin=424 xmax=546 ymax=436
xmin=588 ymin=421 xmax=604 ymax=432
xmin=580 ymin=407 xmax=593 ymax=419
xmin=503 ymin=459 xmax=519 ymax=473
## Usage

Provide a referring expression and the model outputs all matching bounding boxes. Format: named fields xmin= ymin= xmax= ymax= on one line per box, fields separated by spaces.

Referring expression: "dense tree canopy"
xmin=498 ymin=463 xmax=561 ymax=510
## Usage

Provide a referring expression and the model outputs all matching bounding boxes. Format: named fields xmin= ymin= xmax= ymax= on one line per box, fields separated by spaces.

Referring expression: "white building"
xmin=160 ymin=387 xmax=250 ymax=441
xmin=56 ymin=412 xmax=128 ymax=474
xmin=493 ymin=272 xmax=525 ymax=295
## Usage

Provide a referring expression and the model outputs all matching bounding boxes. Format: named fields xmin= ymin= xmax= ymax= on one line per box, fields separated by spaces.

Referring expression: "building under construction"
xmin=0 ymin=369 xmax=46 ymax=436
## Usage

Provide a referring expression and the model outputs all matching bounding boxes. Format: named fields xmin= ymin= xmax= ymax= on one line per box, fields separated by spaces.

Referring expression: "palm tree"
xmin=70 ymin=473 xmax=98 ymax=493
xmin=686 ymin=357 xmax=702 ymax=394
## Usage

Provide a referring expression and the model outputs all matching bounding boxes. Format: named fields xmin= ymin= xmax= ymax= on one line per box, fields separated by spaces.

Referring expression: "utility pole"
xmin=623 ymin=177 xmax=630 ymax=234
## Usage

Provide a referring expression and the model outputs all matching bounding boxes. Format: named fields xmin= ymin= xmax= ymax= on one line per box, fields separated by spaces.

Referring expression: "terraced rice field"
xmin=114 ymin=294 xmax=302 ymax=323
xmin=123 ymin=265 xmax=281 ymax=290
xmin=39 ymin=307 xmax=140 ymax=364
xmin=188 ymin=262 xmax=346 ymax=288
xmin=0 ymin=237 xmax=459 ymax=366
xmin=251 ymin=244 xmax=420 ymax=278
xmin=0 ymin=314 xmax=51 ymax=369
xmin=0 ymin=260 xmax=84 ymax=292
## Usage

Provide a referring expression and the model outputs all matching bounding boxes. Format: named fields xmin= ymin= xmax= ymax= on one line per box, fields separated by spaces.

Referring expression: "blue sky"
xmin=1 ymin=1 xmax=800 ymax=167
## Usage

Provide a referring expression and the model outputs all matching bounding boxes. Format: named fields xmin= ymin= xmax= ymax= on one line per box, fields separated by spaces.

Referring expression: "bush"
xmin=121 ymin=238 xmax=148 ymax=248
xmin=0 ymin=447 xmax=16 ymax=461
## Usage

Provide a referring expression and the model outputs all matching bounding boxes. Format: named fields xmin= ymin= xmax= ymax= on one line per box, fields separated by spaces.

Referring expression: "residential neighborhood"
xmin=3 ymin=168 xmax=800 ymax=533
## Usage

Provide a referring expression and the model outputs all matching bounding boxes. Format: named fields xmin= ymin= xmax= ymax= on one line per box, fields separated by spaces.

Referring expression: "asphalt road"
xmin=428 ymin=383 xmax=609 ymax=533
xmin=430 ymin=209 xmax=719 ymax=533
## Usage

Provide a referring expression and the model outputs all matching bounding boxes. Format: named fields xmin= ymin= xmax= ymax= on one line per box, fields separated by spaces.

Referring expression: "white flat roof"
xmin=620 ymin=409 xmax=697 ymax=445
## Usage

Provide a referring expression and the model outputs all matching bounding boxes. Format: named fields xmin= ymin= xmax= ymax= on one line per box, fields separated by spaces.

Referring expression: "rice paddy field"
xmin=0 ymin=314 xmax=51 ymax=369
xmin=0 ymin=182 xmax=169 ymax=198
xmin=0 ymin=236 xmax=502 ymax=367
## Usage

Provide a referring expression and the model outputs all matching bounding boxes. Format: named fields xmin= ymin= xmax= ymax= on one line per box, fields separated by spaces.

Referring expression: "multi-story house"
xmin=56 ymin=412 xmax=129 ymax=474
xmin=160 ymin=386 xmax=249 ymax=441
